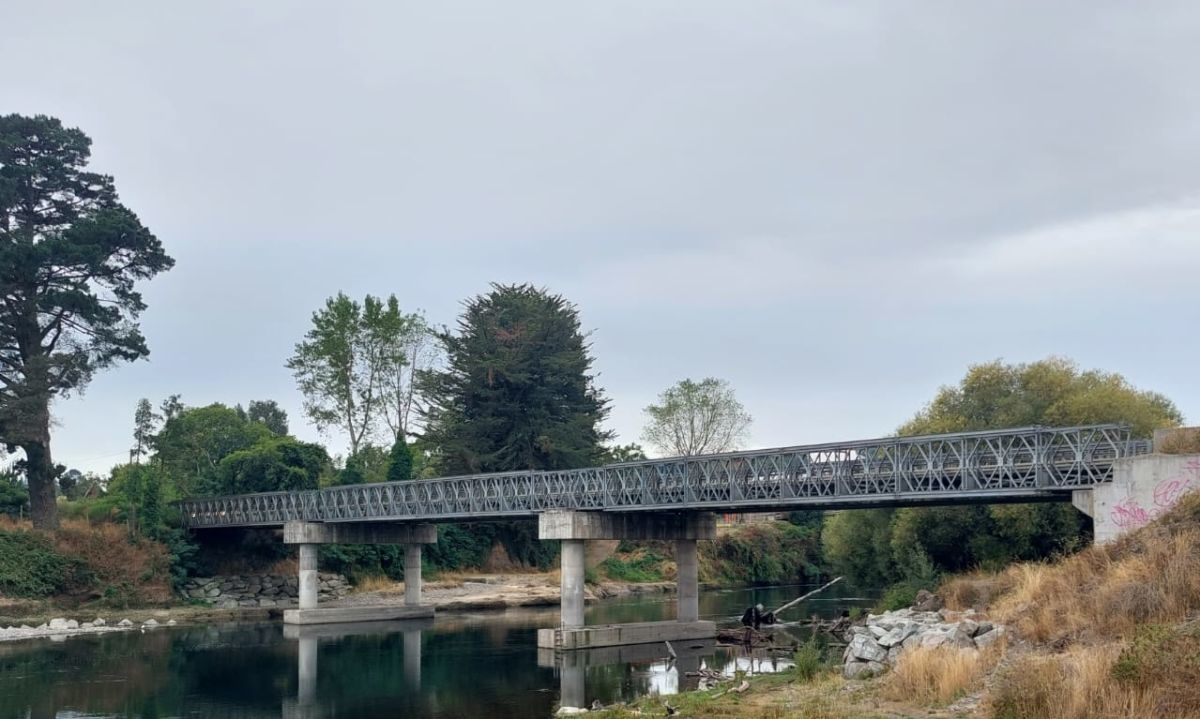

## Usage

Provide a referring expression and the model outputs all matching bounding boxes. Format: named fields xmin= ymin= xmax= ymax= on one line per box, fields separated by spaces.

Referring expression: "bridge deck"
xmin=178 ymin=424 xmax=1147 ymax=528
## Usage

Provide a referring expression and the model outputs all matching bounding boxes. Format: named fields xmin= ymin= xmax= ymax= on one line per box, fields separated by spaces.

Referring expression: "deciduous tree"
xmin=641 ymin=378 xmax=752 ymax=457
xmin=0 ymin=114 xmax=174 ymax=529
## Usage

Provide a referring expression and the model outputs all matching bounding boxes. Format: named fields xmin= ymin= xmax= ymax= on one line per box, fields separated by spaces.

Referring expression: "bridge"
xmin=176 ymin=424 xmax=1151 ymax=648
xmin=179 ymin=424 xmax=1145 ymax=528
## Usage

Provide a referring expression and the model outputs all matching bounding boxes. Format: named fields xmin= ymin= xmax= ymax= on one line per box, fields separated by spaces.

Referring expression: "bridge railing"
xmin=178 ymin=424 xmax=1147 ymax=528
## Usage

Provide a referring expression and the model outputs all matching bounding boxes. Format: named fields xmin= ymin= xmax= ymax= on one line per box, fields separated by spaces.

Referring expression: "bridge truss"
xmin=179 ymin=424 xmax=1147 ymax=528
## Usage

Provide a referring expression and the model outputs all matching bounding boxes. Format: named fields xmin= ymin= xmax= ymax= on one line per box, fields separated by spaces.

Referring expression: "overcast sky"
xmin=5 ymin=1 xmax=1200 ymax=473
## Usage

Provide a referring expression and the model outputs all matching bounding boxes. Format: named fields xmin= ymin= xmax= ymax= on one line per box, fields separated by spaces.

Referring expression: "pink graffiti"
xmin=1111 ymin=497 xmax=1153 ymax=529
xmin=1109 ymin=460 xmax=1200 ymax=530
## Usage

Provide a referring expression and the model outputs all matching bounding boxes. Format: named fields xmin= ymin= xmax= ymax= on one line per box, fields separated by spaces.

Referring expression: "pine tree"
xmin=421 ymin=283 xmax=612 ymax=475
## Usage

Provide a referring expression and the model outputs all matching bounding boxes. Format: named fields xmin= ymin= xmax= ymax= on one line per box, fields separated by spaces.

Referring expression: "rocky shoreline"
xmin=842 ymin=606 xmax=1006 ymax=678
xmin=0 ymin=616 xmax=178 ymax=643
xmin=180 ymin=572 xmax=351 ymax=609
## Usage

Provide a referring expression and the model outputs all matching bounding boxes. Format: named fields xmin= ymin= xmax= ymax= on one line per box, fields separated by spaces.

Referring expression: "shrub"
xmin=875 ymin=582 xmax=919 ymax=612
xmin=0 ymin=529 xmax=83 ymax=597
xmin=599 ymin=549 xmax=668 ymax=583
xmin=701 ymin=522 xmax=825 ymax=585
xmin=793 ymin=637 xmax=825 ymax=682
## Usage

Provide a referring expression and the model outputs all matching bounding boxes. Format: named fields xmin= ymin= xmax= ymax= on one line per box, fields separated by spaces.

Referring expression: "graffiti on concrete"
xmin=1110 ymin=460 xmax=1200 ymax=530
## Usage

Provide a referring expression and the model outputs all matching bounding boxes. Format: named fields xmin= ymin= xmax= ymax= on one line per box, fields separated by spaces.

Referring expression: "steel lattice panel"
xmin=177 ymin=424 xmax=1147 ymax=528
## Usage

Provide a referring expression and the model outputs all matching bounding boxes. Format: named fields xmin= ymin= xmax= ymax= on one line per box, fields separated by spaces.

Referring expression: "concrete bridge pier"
xmin=537 ymin=510 xmax=717 ymax=650
xmin=283 ymin=520 xmax=437 ymax=625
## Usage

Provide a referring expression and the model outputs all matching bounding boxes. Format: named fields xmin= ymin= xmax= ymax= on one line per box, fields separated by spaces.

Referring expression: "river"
xmin=0 ymin=582 xmax=874 ymax=718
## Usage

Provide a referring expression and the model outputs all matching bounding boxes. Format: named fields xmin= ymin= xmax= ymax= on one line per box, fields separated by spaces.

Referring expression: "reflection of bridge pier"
xmin=282 ymin=521 xmax=437 ymax=625
xmin=537 ymin=511 xmax=717 ymax=650
xmin=283 ymin=618 xmax=432 ymax=719
xmin=538 ymin=640 xmax=717 ymax=709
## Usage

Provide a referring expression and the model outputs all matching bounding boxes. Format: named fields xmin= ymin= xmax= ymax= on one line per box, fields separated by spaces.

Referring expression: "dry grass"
xmin=987 ymin=644 xmax=1195 ymax=719
xmin=353 ymin=574 xmax=399 ymax=593
xmin=939 ymin=571 xmax=1014 ymax=611
xmin=987 ymin=492 xmax=1200 ymax=645
xmin=1158 ymin=427 xmax=1200 ymax=454
xmin=882 ymin=645 xmax=994 ymax=705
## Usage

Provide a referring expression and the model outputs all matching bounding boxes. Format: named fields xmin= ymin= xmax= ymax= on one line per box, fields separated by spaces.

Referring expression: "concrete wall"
xmin=1090 ymin=453 xmax=1200 ymax=543
xmin=539 ymin=511 xmax=717 ymax=540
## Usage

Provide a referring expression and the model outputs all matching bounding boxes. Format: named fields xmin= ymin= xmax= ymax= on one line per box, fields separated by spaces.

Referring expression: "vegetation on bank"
xmin=824 ymin=358 xmax=1182 ymax=608
xmin=0 ymin=518 xmax=172 ymax=607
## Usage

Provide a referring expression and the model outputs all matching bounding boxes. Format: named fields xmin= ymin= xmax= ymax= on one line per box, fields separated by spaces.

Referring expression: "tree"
xmin=0 ymin=465 xmax=28 ymax=518
xmin=420 ymin=284 xmax=611 ymax=568
xmin=373 ymin=299 xmax=437 ymax=443
xmin=216 ymin=437 xmax=330 ymax=494
xmin=822 ymin=357 xmax=1183 ymax=587
xmin=387 ymin=438 xmax=414 ymax=482
xmin=154 ymin=404 xmax=272 ymax=496
xmin=132 ymin=398 xmax=159 ymax=462
xmin=288 ymin=294 xmax=433 ymax=453
xmin=0 ymin=115 xmax=174 ymax=529
xmin=641 ymin=378 xmax=752 ymax=457
xmin=159 ymin=394 xmax=184 ymax=422
xmin=421 ymin=283 xmax=612 ymax=474
xmin=245 ymin=399 xmax=288 ymax=436
xmin=601 ymin=442 xmax=648 ymax=463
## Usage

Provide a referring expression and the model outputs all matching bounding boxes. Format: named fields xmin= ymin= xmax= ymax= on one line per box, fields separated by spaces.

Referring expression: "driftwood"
xmin=769 ymin=576 xmax=844 ymax=617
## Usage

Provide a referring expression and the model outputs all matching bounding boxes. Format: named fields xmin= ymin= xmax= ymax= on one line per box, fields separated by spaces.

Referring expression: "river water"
xmin=0 ymin=582 xmax=874 ymax=719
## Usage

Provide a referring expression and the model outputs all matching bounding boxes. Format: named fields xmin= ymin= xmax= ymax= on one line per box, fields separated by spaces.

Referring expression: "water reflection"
xmin=0 ymin=582 xmax=873 ymax=718
xmin=283 ymin=619 xmax=431 ymax=719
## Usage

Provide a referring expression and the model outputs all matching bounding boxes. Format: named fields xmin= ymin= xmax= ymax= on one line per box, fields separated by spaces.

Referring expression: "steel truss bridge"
xmin=178 ymin=424 xmax=1148 ymax=529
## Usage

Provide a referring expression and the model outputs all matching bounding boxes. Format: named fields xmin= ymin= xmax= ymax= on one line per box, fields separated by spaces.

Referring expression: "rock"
xmin=886 ymin=645 xmax=903 ymax=665
xmin=167 ymin=619 xmax=178 ymax=626
xmin=913 ymin=589 xmax=943 ymax=612
xmin=65 ymin=619 xmax=79 ymax=630
xmin=975 ymin=626 xmax=1006 ymax=648
xmin=48 ymin=618 xmax=70 ymax=631
xmin=878 ymin=622 xmax=919 ymax=648
xmin=205 ymin=587 xmax=222 ymax=598
xmin=868 ymin=625 xmax=888 ymax=639
xmin=81 ymin=622 xmax=94 ymax=629
xmin=187 ymin=589 xmax=206 ymax=598
xmin=975 ymin=621 xmax=994 ymax=637
xmin=118 ymin=619 xmax=133 ymax=627
xmin=847 ymin=634 xmax=888 ymax=663
xmin=556 ymin=707 xmax=588 ymax=716
xmin=143 ymin=619 xmax=159 ymax=628
xmin=959 ymin=619 xmax=979 ymax=637
xmin=93 ymin=618 xmax=106 ymax=627
xmin=258 ymin=599 xmax=277 ymax=608
xmin=844 ymin=660 xmax=886 ymax=679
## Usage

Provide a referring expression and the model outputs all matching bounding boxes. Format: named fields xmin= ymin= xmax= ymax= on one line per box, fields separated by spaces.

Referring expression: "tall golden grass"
xmin=882 ymin=646 xmax=991 ymax=705
xmin=931 ymin=493 xmax=1200 ymax=718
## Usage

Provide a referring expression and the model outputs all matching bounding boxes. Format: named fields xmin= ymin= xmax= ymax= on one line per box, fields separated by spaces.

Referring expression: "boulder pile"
xmin=180 ymin=572 xmax=351 ymax=609
xmin=842 ymin=607 xmax=1006 ymax=679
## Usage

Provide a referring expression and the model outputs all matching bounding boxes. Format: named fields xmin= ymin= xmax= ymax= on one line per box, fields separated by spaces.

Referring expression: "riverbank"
xmin=590 ymin=492 xmax=1200 ymax=719
xmin=0 ymin=570 xmax=674 ymax=631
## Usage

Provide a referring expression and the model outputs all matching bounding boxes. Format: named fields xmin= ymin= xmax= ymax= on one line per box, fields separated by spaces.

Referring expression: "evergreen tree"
xmin=387 ymin=438 xmax=414 ymax=482
xmin=422 ymin=283 xmax=612 ymax=474
xmin=420 ymin=284 xmax=611 ymax=567
xmin=0 ymin=115 xmax=174 ymax=529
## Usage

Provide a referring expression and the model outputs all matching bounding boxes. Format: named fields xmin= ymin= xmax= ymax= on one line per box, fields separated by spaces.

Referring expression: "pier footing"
xmin=283 ymin=605 xmax=435 ymax=625
xmin=537 ymin=619 xmax=716 ymax=650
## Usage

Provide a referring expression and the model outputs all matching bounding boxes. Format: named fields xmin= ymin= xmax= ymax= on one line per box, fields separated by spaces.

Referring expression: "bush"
xmin=701 ymin=522 xmax=825 ymax=585
xmin=793 ymin=637 xmax=825 ymax=682
xmin=875 ymin=582 xmax=919 ymax=612
xmin=0 ymin=529 xmax=83 ymax=597
xmin=599 ymin=549 xmax=668 ymax=583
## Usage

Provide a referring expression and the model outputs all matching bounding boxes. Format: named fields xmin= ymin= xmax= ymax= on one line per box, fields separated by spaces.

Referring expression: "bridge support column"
xmin=675 ymin=539 xmax=698 ymax=623
xmin=561 ymin=539 xmax=586 ymax=629
xmin=1084 ymin=440 xmax=1200 ymax=544
xmin=282 ymin=521 xmax=437 ymax=625
xmin=537 ymin=511 xmax=717 ymax=650
xmin=298 ymin=544 xmax=319 ymax=611
xmin=405 ymin=543 xmax=424 ymax=607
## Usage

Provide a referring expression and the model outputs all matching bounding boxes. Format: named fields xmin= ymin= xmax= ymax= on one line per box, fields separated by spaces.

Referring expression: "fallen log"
xmin=769 ymin=576 xmax=843 ymax=618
